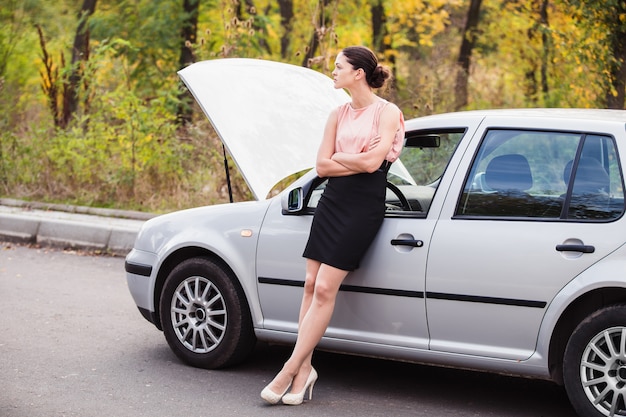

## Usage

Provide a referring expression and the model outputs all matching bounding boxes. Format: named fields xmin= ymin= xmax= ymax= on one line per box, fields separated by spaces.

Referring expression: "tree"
xmin=178 ymin=0 xmax=200 ymax=124
xmin=563 ymin=0 xmax=626 ymax=109
xmin=454 ymin=0 xmax=482 ymax=111
xmin=371 ymin=0 xmax=388 ymax=53
xmin=521 ymin=0 xmax=550 ymax=105
xmin=36 ymin=0 xmax=97 ymax=129
xmin=370 ymin=1 xmax=396 ymax=99
xmin=277 ymin=0 xmax=294 ymax=58
xmin=302 ymin=0 xmax=336 ymax=68
xmin=64 ymin=0 xmax=97 ymax=128
xmin=0 ymin=0 xmax=25 ymax=79
xmin=604 ymin=1 xmax=626 ymax=109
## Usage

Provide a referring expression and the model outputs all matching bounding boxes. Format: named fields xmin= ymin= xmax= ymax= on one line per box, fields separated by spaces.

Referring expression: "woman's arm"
xmin=331 ymin=104 xmax=402 ymax=173
xmin=314 ymin=109 xmax=362 ymax=177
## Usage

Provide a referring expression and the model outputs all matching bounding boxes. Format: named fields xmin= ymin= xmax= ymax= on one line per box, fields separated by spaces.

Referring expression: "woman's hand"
xmin=368 ymin=135 xmax=381 ymax=151
xmin=316 ymin=109 xmax=362 ymax=177
xmin=332 ymin=104 xmax=401 ymax=174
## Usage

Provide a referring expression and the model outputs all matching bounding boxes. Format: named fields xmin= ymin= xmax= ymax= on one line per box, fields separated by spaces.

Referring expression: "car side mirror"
xmin=282 ymin=187 xmax=304 ymax=213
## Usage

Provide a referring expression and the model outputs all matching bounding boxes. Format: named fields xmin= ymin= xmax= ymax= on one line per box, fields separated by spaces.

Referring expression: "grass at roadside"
xmin=1 ymin=119 xmax=253 ymax=213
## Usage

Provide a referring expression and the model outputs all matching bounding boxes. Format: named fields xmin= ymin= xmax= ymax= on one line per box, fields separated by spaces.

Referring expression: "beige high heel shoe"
xmin=260 ymin=377 xmax=292 ymax=404
xmin=282 ymin=368 xmax=318 ymax=405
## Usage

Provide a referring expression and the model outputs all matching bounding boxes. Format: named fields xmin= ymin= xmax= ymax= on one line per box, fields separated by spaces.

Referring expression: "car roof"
xmin=414 ymin=108 xmax=626 ymax=123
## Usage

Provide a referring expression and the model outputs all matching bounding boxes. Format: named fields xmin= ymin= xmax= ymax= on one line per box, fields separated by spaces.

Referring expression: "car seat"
xmin=484 ymin=154 xmax=533 ymax=192
xmin=564 ymin=157 xmax=611 ymax=218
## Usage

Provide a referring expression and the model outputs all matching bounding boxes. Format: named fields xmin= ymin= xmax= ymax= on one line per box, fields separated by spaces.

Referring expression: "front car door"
xmin=255 ymin=122 xmax=474 ymax=352
xmin=255 ymin=174 xmax=436 ymax=351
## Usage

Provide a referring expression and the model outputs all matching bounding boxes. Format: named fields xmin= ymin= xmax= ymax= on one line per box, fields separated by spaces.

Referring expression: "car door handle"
xmin=555 ymin=244 xmax=595 ymax=253
xmin=391 ymin=239 xmax=424 ymax=247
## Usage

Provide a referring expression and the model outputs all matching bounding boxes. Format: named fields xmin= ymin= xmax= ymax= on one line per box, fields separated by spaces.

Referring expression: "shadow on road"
xmin=239 ymin=342 xmax=575 ymax=416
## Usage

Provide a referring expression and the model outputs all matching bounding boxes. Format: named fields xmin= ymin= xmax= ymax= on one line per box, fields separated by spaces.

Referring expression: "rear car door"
xmin=426 ymin=116 xmax=626 ymax=360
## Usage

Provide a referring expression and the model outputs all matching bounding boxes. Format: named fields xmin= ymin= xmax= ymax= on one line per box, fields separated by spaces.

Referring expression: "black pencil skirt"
xmin=302 ymin=168 xmax=387 ymax=271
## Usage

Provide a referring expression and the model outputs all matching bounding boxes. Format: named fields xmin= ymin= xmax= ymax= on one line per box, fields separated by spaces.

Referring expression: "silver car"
xmin=125 ymin=58 xmax=626 ymax=417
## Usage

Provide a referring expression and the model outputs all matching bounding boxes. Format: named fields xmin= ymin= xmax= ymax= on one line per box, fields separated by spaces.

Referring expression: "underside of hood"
xmin=178 ymin=58 xmax=350 ymax=200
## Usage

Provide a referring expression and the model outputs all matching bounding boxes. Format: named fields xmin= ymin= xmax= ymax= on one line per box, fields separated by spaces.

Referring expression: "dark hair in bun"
xmin=341 ymin=45 xmax=391 ymax=89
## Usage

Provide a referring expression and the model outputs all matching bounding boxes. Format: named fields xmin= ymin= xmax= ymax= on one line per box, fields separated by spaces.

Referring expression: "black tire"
xmin=563 ymin=304 xmax=626 ymax=417
xmin=159 ymin=257 xmax=255 ymax=369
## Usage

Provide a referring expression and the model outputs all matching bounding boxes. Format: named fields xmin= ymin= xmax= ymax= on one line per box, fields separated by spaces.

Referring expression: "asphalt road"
xmin=0 ymin=243 xmax=576 ymax=417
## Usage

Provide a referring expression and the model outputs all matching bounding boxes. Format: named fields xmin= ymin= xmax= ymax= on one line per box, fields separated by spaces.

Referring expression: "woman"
xmin=261 ymin=45 xmax=405 ymax=405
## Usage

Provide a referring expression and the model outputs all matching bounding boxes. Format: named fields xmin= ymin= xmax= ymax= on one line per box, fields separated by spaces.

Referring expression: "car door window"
xmin=306 ymin=130 xmax=465 ymax=215
xmin=565 ymin=135 xmax=625 ymax=219
xmin=387 ymin=130 xmax=464 ymax=214
xmin=456 ymin=129 xmax=625 ymax=220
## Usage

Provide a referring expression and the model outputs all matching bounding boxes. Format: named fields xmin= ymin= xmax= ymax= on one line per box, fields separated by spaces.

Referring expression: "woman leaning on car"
xmin=261 ymin=45 xmax=405 ymax=405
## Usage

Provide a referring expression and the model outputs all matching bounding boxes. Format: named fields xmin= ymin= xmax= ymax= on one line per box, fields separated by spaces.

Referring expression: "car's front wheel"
xmin=564 ymin=304 xmax=626 ymax=417
xmin=159 ymin=257 xmax=255 ymax=369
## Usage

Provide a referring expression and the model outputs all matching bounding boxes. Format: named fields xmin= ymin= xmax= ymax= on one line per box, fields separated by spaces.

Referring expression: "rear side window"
xmin=456 ymin=129 xmax=625 ymax=221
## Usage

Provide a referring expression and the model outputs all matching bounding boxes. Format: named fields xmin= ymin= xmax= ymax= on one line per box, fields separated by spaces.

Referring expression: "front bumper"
xmin=125 ymin=248 xmax=159 ymax=326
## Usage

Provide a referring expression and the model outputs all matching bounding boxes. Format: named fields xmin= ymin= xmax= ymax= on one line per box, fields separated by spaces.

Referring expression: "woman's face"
xmin=331 ymin=52 xmax=359 ymax=90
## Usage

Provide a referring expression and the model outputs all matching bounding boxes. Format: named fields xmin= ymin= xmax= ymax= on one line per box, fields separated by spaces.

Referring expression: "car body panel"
xmin=126 ymin=248 xmax=158 ymax=311
xmin=126 ymin=200 xmax=272 ymax=324
xmin=536 ymin=242 xmax=626 ymax=351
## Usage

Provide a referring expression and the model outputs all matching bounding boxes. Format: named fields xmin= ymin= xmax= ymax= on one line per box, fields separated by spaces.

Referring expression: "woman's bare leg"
xmin=288 ymin=260 xmax=320 ymax=393
xmin=264 ymin=262 xmax=349 ymax=394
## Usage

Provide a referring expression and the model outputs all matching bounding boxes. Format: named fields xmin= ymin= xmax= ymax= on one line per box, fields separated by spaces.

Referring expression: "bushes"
xmin=2 ymin=86 xmax=251 ymax=212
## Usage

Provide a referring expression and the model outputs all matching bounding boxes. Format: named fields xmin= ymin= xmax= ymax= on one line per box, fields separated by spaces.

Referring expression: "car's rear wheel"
xmin=564 ymin=304 xmax=626 ymax=417
xmin=159 ymin=257 xmax=255 ymax=369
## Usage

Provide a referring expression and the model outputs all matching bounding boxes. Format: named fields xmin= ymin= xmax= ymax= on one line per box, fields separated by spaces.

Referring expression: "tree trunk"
xmin=302 ymin=0 xmax=332 ymax=68
xmin=177 ymin=0 xmax=199 ymax=125
xmin=524 ymin=0 xmax=550 ymax=105
xmin=36 ymin=25 xmax=61 ymax=127
xmin=371 ymin=0 xmax=386 ymax=52
xmin=606 ymin=1 xmax=626 ymax=109
xmin=370 ymin=0 xmax=396 ymax=99
xmin=371 ymin=0 xmax=393 ymax=63
xmin=454 ymin=0 xmax=482 ymax=111
xmin=179 ymin=0 xmax=199 ymax=68
xmin=277 ymin=0 xmax=294 ymax=59
xmin=539 ymin=0 xmax=549 ymax=99
xmin=62 ymin=0 xmax=97 ymax=129
xmin=607 ymin=37 xmax=626 ymax=109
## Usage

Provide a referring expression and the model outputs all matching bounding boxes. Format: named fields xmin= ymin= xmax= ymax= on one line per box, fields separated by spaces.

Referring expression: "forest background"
xmin=1 ymin=0 xmax=625 ymax=213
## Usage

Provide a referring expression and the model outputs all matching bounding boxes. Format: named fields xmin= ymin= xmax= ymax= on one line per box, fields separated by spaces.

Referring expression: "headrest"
xmin=564 ymin=158 xmax=609 ymax=194
xmin=485 ymin=154 xmax=533 ymax=192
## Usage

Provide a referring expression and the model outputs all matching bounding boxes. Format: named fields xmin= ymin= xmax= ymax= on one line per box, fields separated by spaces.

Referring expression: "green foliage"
xmin=195 ymin=0 xmax=269 ymax=59
xmin=90 ymin=0 xmax=183 ymax=94
xmin=2 ymin=29 xmax=250 ymax=211
xmin=1 ymin=0 xmax=625 ymax=212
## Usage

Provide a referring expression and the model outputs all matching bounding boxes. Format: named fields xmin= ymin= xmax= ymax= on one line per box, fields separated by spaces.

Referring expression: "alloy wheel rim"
xmin=580 ymin=326 xmax=626 ymax=416
xmin=170 ymin=276 xmax=227 ymax=353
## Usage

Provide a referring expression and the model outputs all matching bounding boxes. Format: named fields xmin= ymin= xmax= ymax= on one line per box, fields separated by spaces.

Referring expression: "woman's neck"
xmin=348 ymin=87 xmax=376 ymax=109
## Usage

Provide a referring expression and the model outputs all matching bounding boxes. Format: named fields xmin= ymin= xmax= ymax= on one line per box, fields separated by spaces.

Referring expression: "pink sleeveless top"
xmin=335 ymin=99 xmax=404 ymax=162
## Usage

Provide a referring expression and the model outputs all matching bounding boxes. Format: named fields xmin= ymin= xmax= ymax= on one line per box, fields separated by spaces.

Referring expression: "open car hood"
xmin=178 ymin=58 xmax=350 ymax=200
